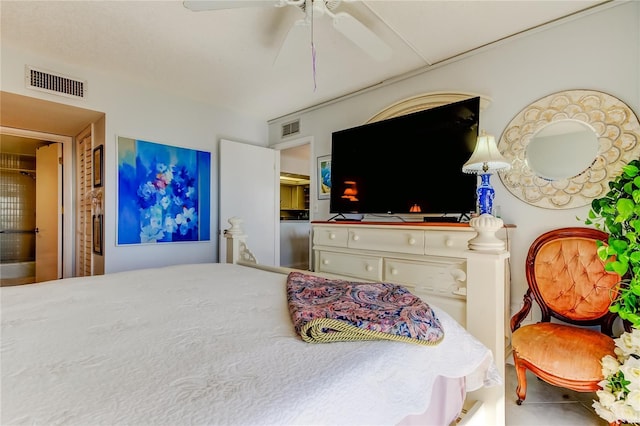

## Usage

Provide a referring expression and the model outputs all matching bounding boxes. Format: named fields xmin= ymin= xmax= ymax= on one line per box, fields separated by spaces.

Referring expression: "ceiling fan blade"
xmin=273 ymin=18 xmax=310 ymax=65
xmin=331 ymin=11 xmax=391 ymax=62
xmin=183 ymin=1 xmax=284 ymax=12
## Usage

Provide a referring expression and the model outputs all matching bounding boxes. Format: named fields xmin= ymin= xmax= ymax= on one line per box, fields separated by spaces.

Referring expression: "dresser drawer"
xmin=316 ymin=251 xmax=382 ymax=281
xmin=424 ymin=230 xmax=473 ymax=251
xmin=347 ymin=228 xmax=424 ymax=255
xmin=383 ymin=258 xmax=466 ymax=297
xmin=313 ymin=226 xmax=349 ymax=248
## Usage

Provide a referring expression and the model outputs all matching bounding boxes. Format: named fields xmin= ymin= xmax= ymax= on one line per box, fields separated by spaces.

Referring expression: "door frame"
xmin=272 ymin=135 xmax=314 ymax=217
xmin=272 ymin=136 xmax=314 ymax=269
xmin=1 ymin=126 xmax=73 ymax=278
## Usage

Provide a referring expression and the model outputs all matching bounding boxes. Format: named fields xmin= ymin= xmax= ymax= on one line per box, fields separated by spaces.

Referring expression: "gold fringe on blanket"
xmin=300 ymin=317 xmax=444 ymax=346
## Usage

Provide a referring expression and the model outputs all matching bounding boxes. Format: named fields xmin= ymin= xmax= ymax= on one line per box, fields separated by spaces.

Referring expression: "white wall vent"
xmin=25 ymin=66 xmax=86 ymax=99
xmin=281 ymin=119 xmax=300 ymax=138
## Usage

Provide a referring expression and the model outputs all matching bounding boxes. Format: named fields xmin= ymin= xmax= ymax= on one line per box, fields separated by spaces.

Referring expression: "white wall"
xmin=267 ymin=2 xmax=640 ymax=318
xmin=1 ymin=43 xmax=268 ymax=274
xmin=280 ymin=144 xmax=311 ymax=175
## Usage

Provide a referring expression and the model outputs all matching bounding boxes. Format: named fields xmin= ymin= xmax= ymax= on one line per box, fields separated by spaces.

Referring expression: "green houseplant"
xmin=585 ymin=158 xmax=640 ymax=328
xmin=585 ymin=159 xmax=640 ymax=425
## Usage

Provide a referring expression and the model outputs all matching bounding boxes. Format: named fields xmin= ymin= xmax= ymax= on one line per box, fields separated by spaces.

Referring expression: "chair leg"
xmin=512 ymin=351 xmax=528 ymax=405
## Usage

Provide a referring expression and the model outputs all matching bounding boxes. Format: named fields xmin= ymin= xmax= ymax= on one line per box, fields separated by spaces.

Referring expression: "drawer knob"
xmin=451 ymin=269 xmax=466 ymax=282
xmin=323 ymin=259 xmax=330 ymax=265
xmin=329 ymin=233 xmax=336 ymax=240
xmin=408 ymin=237 xmax=416 ymax=245
xmin=352 ymin=234 xmax=360 ymax=241
xmin=365 ymin=265 xmax=373 ymax=272
xmin=390 ymin=267 xmax=398 ymax=275
xmin=445 ymin=238 xmax=453 ymax=247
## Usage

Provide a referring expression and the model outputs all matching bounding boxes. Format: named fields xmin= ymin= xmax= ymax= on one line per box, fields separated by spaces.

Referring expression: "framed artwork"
xmin=93 ymin=214 xmax=103 ymax=255
xmin=116 ymin=136 xmax=211 ymax=245
xmin=317 ymin=155 xmax=331 ymax=200
xmin=93 ymin=145 xmax=103 ymax=188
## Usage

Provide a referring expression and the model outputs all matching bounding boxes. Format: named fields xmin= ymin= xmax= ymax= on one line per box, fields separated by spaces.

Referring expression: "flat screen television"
xmin=330 ymin=97 xmax=479 ymax=218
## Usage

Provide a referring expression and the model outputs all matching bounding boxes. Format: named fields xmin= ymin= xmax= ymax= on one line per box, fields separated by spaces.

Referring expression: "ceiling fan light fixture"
xmin=184 ymin=0 xmax=392 ymax=63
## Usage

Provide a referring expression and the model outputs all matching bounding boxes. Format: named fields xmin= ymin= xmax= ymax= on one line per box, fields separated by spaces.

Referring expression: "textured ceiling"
xmin=1 ymin=0 xmax=609 ymax=122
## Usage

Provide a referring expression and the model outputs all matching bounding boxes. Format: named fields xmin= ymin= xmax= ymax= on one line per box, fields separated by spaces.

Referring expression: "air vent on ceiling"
xmin=281 ymin=120 xmax=300 ymax=138
xmin=25 ymin=66 xmax=86 ymax=99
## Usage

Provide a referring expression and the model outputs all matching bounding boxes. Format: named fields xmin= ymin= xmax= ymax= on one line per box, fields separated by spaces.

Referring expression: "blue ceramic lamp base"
xmin=477 ymin=173 xmax=495 ymax=215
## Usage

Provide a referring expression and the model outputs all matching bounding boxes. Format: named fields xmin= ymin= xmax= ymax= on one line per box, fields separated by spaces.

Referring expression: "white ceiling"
xmin=1 ymin=0 xmax=610 ymax=123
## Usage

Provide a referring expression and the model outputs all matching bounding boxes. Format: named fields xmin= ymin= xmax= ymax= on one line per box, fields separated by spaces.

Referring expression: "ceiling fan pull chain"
xmin=311 ymin=0 xmax=317 ymax=91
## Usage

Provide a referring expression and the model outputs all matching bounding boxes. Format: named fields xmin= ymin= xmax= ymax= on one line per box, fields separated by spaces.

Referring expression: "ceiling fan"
xmin=182 ymin=0 xmax=392 ymax=62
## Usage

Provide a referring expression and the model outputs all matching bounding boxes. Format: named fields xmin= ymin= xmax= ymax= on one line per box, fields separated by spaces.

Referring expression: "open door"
xmin=35 ymin=143 xmax=62 ymax=282
xmin=219 ymin=139 xmax=279 ymax=266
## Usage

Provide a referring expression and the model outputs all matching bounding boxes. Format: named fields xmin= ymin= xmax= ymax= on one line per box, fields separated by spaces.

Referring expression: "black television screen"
xmin=330 ymin=97 xmax=479 ymax=216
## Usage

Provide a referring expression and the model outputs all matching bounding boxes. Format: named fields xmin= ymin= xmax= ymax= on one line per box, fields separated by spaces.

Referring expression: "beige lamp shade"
xmin=462 ymin=130 xmax=511 ymax=174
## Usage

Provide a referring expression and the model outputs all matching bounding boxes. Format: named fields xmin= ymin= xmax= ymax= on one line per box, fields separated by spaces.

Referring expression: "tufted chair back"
xmin=510 ymin=227 xmax=622 ymax=409
xmin=524 ymin=227 xmax=620 ymax=333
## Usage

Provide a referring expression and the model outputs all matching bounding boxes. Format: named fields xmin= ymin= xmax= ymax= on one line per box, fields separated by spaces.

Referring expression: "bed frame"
xmin=224 ymin=216 xmax=510 ymax=426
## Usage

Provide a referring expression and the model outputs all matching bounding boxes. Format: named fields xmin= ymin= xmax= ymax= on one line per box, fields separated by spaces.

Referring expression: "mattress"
xmin=1 ymin=263 xmax=500 ymax=425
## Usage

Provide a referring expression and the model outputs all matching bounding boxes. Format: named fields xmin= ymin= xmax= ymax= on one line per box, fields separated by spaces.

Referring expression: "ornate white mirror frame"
xmin=497 ymin=89 xmax=640 ymax=209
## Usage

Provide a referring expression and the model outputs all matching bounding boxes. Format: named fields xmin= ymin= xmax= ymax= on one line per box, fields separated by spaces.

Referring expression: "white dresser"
xmin=312 ymin=221 xmax=510 ymax=327
xmin=311 ymin=220 xmax=512 ymax=426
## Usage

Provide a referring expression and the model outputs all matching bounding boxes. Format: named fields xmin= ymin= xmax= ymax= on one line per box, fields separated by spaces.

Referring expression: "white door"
xmin=219 ymin=139 xmax=279 ymax=266
xmin=35 ymin=143 xmax=62 ymax=282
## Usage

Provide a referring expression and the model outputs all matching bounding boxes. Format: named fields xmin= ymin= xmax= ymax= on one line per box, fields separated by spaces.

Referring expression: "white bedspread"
xmin=1 ymin=263 xmax=500 ymax=425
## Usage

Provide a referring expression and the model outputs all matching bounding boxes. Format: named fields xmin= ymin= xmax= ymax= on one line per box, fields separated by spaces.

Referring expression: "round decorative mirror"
xmin=498 ymin=90 xmax=640 ymax=209
xmin=526 ymin=120 xmax=599 ymax=180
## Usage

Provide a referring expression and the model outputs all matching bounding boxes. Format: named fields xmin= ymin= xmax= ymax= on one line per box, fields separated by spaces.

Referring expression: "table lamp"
xmin=462 ymin=130 xmax=511 ymax=216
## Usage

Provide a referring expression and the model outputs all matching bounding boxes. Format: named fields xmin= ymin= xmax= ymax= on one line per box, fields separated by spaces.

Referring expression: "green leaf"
xmin=627 ymin=312 xmax=640 ymax=328
xmin=611 ymin=239 xmax=629 ymax=253
xmin=617 ymin=198 xmax=635 ymax=219
xmin=611 ymin=261 xmax=629 ymax=276
xmin=624 ymin=181 xmax=634 ymax=195
xmin=623 ymin=163 xmax=640 ymax=177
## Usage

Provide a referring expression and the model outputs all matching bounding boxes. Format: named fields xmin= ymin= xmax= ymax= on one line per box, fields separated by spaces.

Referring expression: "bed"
xmin=1 ymin=222 xmax=505 ymax=425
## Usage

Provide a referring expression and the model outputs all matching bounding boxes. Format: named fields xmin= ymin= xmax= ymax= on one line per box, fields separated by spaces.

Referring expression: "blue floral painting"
xmin=117 ymin=137 xmax=211 ymax=245
xmin=318 ymin=155 xmax=331 ymax=200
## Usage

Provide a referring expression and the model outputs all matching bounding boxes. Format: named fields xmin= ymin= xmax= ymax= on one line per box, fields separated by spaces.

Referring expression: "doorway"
xmin=274 ymin=136 xmax=313 ymax=270
xmin=1 ymin=91 xmax=105 ymax=279
xmin=0 ymin=134 xmax=61 ymax=285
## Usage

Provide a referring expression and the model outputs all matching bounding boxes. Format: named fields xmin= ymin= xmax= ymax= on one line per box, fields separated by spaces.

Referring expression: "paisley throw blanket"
xmin=286 ymin=272 xmax=444 ymax=346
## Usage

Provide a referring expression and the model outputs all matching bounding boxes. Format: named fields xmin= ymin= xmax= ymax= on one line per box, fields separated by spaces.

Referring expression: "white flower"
xmin=627 ymin=389 xmax=640 ymax=412
xmin=596 ymin=389 xmax=617 ymax=407
xmin=616 ymin=328 xmax=640 ymax=358
xmin=602 ymin=355 xmax=621 ymax=377
xmin=620 ymin=357 xmax=640 ymax=391
xmin=596 ymin=328 xmax=640 ymax=424
xmin=160 ymin=196 xmax=171 ymax=210
xmin=612 ymin=400 xmax=640 ymax=423
xmin=593 ymin=400 xmax=618 ymax=423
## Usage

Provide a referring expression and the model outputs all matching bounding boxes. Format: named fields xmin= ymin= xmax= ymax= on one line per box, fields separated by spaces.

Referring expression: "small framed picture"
xmin=93 ymin=145 xmax=103 ymax=188
xmin=317 ymin=155 xmax=331 ymax=200
xmin=93 ymin=214 xmax=103 ymax=255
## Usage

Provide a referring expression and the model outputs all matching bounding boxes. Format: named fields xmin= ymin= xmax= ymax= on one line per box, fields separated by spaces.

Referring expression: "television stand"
xmin=423 ymin=216 xmax=459 ymax=223
xmin=328 ymin=213 xmax=362 ymax=222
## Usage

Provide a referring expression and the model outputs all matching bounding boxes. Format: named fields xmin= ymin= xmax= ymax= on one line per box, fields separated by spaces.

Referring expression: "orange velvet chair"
xmin=510 ymin=227 xmax=622 ymax=407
